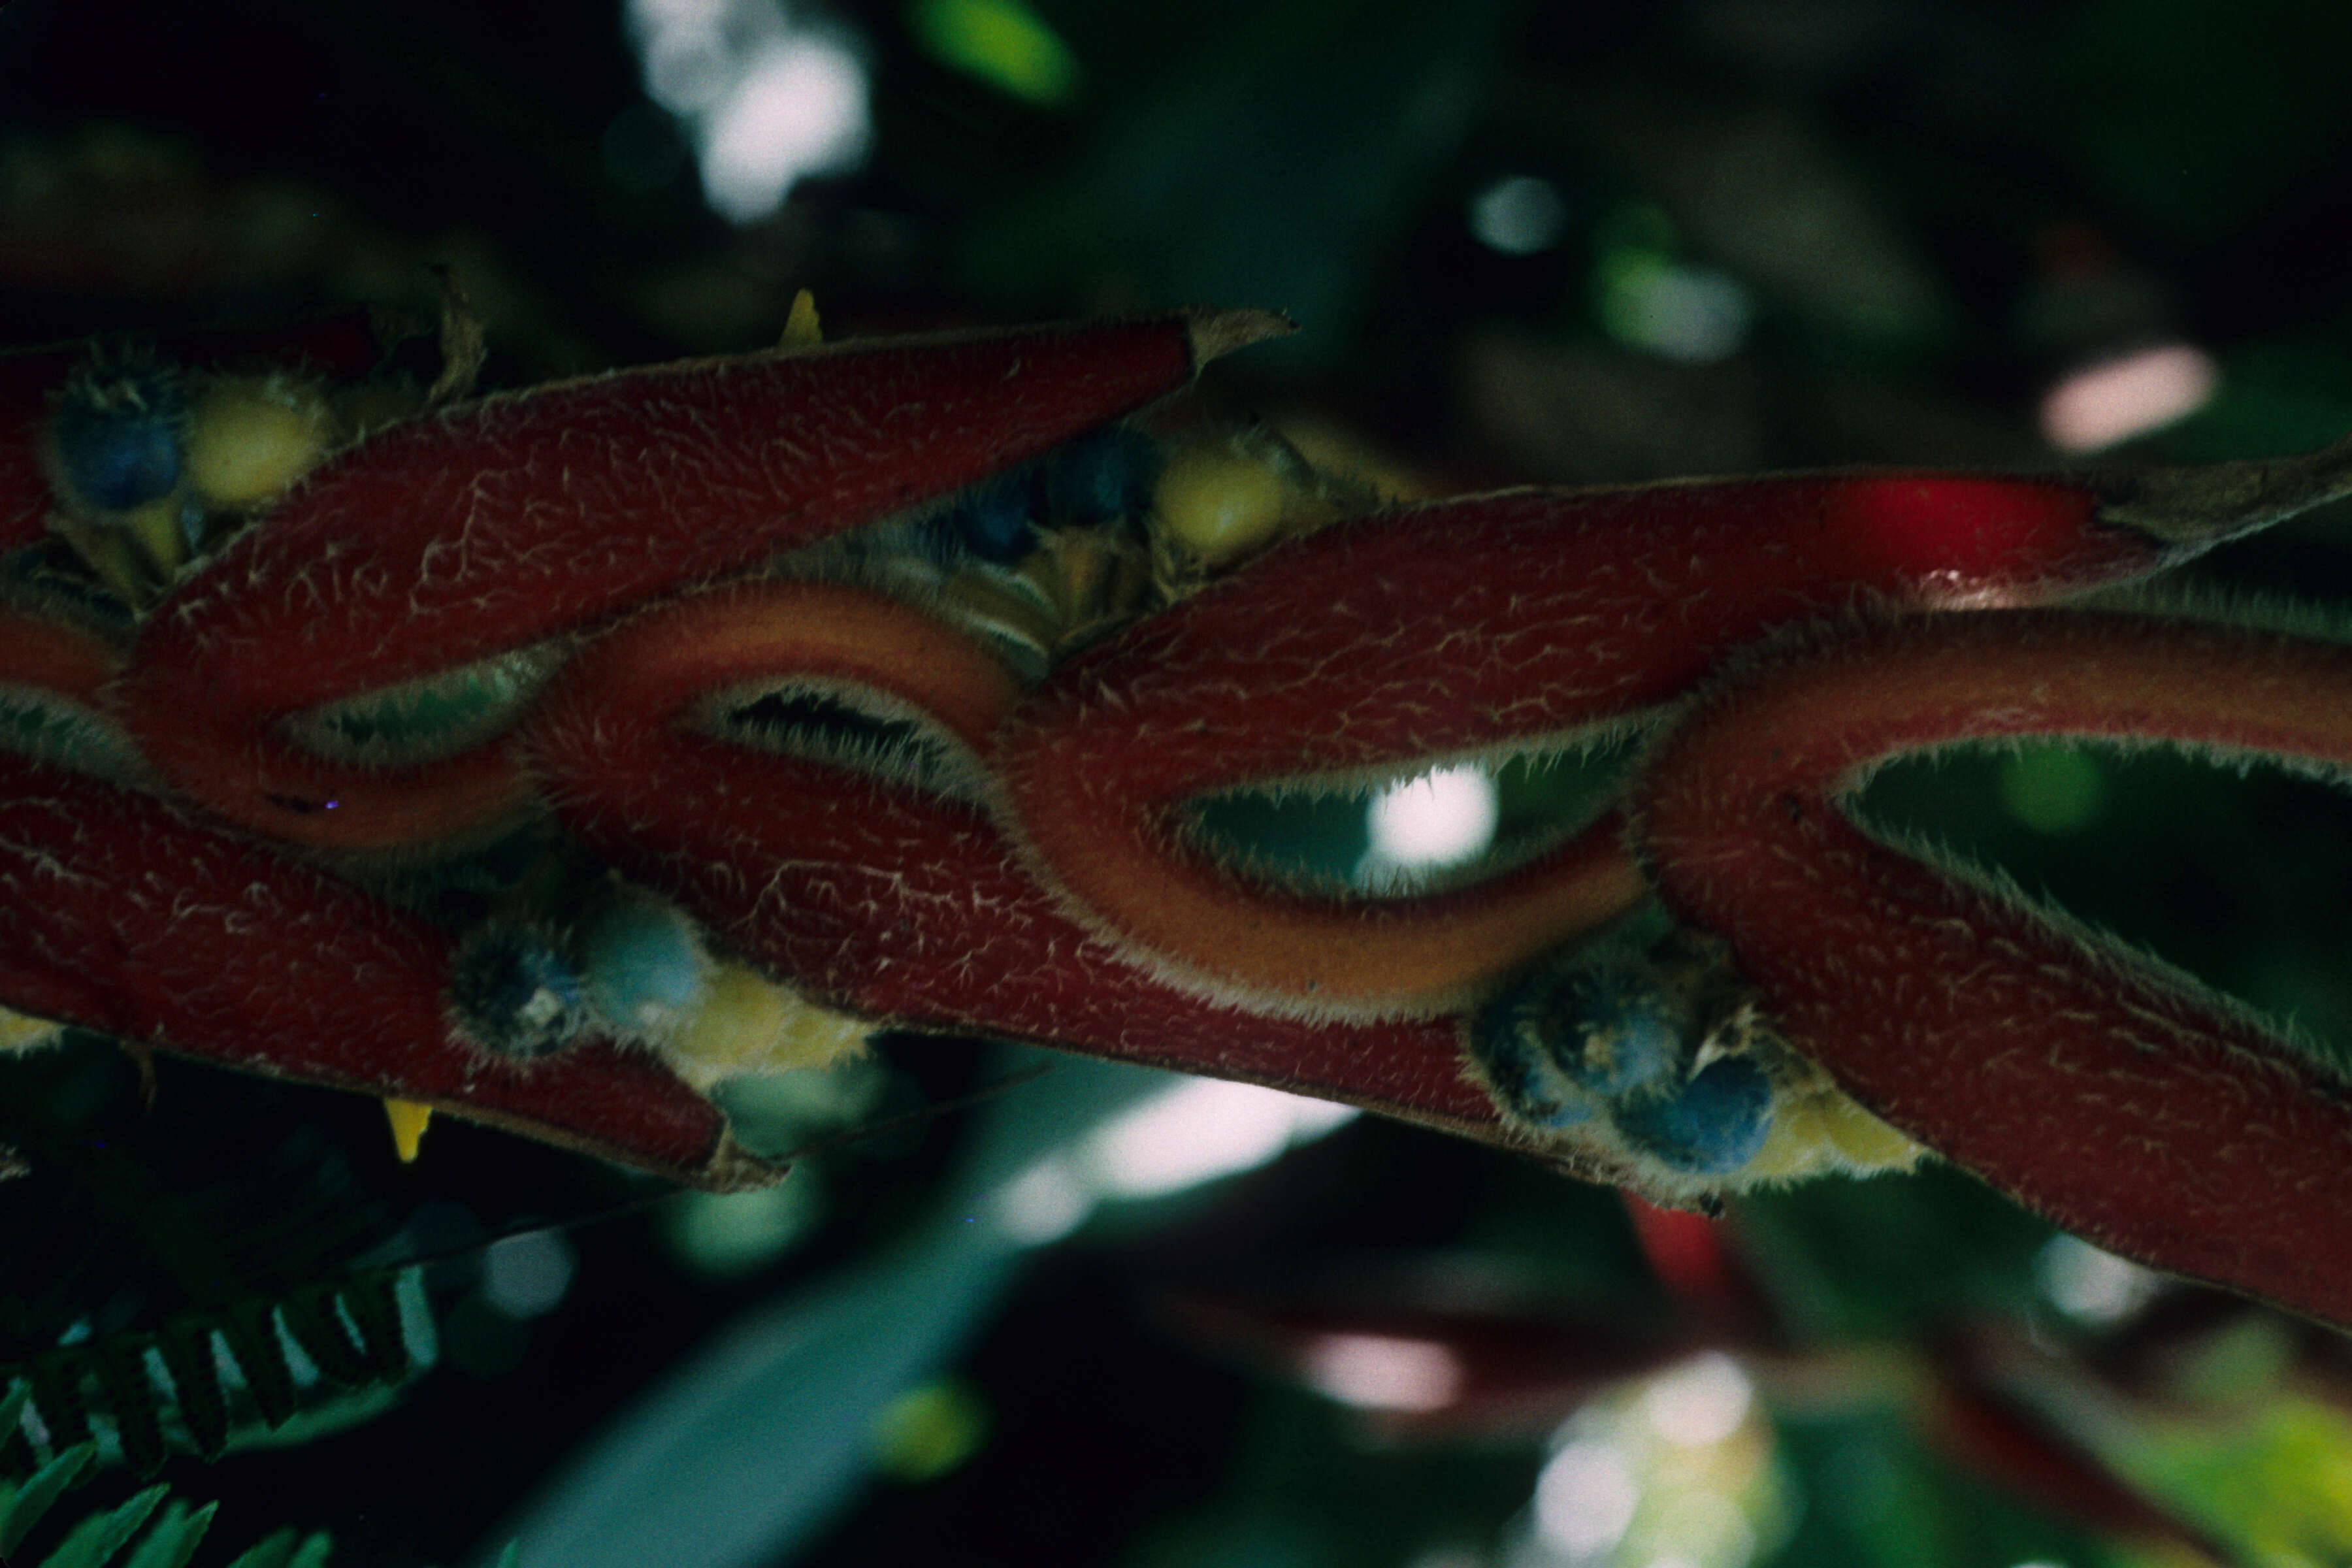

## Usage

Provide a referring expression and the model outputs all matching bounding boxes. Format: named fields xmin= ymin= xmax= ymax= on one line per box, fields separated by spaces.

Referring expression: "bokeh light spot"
xmin=2040 ymin=344 xmax=2219 ymax=453
xmin=1365 ymin=764 xmax=1499 ymax=875
xmin=2038 ymin=1233 xmax=2159 ymax=1323
xmin=1599 ymin=253 xmax=1752 ymax=363
xmin=1536 ymin=1437 xmax=1640 ymax=1558
xmin=627 ymin=0 xmax=872 ymax=224
xmin=482 ymin=1230 xmax=577 ymax=1320
xmin=993 ymin=1155 xmax=1095 ymax=1245
xmin=667 ymin=1178 xmax=820 ymax=1275
xmin=700 ymin=38 xmax=871 ymax=222
xmin=1639 ymin=1353 xmax=1754 ymax=1447
xmin=870 ymin=1379 xmax=990 ymax=1482
xmin=1470 ymin=175 xmax=1568 ymax=255
xmin=1303 ymin=1334 xmax=1466 ymax=1412
xmin=1081 ymin=1078 xmax=1357 ymax=1200
xmin=910 ymin=0 xmax=1080 ymax=105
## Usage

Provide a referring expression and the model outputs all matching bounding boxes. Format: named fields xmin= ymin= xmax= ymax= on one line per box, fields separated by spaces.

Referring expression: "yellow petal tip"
xmin=384 ymin=1098 xmax=434 ymax=1163
xmin=781 ymin=290 xmax=823 ymax=350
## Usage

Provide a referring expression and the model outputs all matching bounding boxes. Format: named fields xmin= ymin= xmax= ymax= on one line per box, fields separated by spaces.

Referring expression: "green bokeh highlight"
xmin=868 ymin=1379 xmax=991 ymax=1483
xmin=909 ymin=0 xmax=1081 ymax=106
xmin=1995 ymin=744 xmax=2108 ymax=836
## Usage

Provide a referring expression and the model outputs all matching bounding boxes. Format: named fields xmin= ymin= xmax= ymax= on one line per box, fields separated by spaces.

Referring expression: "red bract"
xmin=0 ymin=617 xmax=761 ymax=1189
xmin=116 ymin=310 xmax=1273 ymax=849
xmin=994 ymin=475 xmax=2165 ymax=1018
xmin=5 ymin=306 xmax=2352 ymax=1318
xmin=0 ymin=752 xmax=753 ymax=1184
xmin=522 ymin=579 xmax=1498 ymax=1146
xmin=7 ymin=310 xmax=1285 ymax=1181
xmin=1637 ymin=611 xmax=2352 ymax=1324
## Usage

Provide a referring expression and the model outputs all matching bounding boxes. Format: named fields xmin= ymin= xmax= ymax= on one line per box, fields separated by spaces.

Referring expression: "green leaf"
xmin=215 ymin=1308 xmax=297 ymax=1431
xmin=504 ymin=1053 xmax=1167 ymax=1568
xmin=220 ymin=1530 xmax=333 ymax=1568
xmin=120 ymin=1499 xmax=215 ymax=1568
xmin=276 ymin=1292 xmax=368 ymax=1392
xmin=220 ymin=1528 xmax=293 ymax=1568
xmin=0 ymin=1379 xmax=33 ymax=1475
xmin=88 ymin=1341 xmax=166 ymax=1479
xmin=26 ymin=1359 xmax=93 ymax=1452
xmin=335 ymin=1275 xmax=412 ymax=1387
xmin=37 ymin=1481 xmax=164 ymax=1568
xmin=149 ymin=1329 xmax=228 ymax=1463
xmin=1 ymin=1442 xmax=97 ymax=1554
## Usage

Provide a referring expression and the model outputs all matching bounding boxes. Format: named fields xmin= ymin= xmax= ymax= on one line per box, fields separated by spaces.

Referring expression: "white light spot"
xmin=1405 ymin=1551 xmax=1485 ymax=1568
xmin=1367 ymin=765 xmax=1499 ymax=871
xmin=1302 ymin=1334 xmax=1466 ymax=1412
xmin=1535 ymin=1437 xmax=1639 ymax=1558
xmin=993 ymin=1155 xmax=1095 ymax=1246
xmin=626 ymin=0 xmax=873 ymax=225
xmin=635 ymin=0 xmax=730 ymax=26
xmin=2037 ymin=1233 xmax=2159 ymax=1323
xmin=644 ymin=28 xmax=732 ymax=113
xmin=1471 ymin=176 xmax=1569 ymax=255
xmin=1639 ymin=1352 xmax=1754 ymax=1447
xmin=2039 ymin=344 xmax=2218 ymax=453
xmin=1080 ymin=1079 xmax=1358 ymax=1200
xmin=482 ymin=1230 xmax=576 ymax=1320
xmin=700 ymin=37 xmax=870 ymax=223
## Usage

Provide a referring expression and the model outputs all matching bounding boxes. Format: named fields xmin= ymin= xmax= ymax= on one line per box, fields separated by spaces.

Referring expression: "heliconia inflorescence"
xmin=3 ymin=298 xmax=2352 ymax=1326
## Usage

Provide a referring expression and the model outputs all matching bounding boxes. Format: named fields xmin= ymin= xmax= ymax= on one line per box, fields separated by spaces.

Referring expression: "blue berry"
xmin=1529 ymin=958 xmax=1681 ymax=1098
xmin=52 ymin=368 xmax=185 ymax=512
xmin=1469 ymin=951 xmax=1684 ymax=1134
xmin=1467 ymin=991 xmax=1603 ymax=1130
xmin=1612 ymin=1056 xmax=1776 ymax=1175
xmin=927 ymin=467 xmax=1042 ymax=564
xmin=581 ymin=897 xmax=706 ymax=1037
xmin=1042 ymin=426 xmax=1159 ymax=526
xmin=448 ymin=924 xmax=587 ymax=1060
xmin=918 ymin=429 xmax=1161 ymax=568
xmin=1469 ymin=966 xmax=1625 ymax=1130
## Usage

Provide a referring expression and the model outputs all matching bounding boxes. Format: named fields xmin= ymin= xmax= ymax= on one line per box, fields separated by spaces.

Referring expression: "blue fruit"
xmin=448 ymin=924 xmax=588 ymax=1059
xmin=1472 ymin=957 xmax=1664 ymax=1130
xmin=52 ymin=369 xmax=185 ymax=512
xmin=1612 ymin=1056 xmax=1776 ymax=1175
xmin=917 ymin=429 xmax=1160 ymax=567
xmin=1531 ymin=958 xmax=1682 ymax=1098
xmin=1465 ymin=992 xmax=1602 ymax=1130
xmin=582 ymin=897 xmax=706 ymax=1037
xmin=1470 ymin=951 xmax=1683 ymax=1126
xmin=1042 ymin=426 xmax=1159 ymax=525
xmin=927 ymin=467 xmax=1042 ymax=564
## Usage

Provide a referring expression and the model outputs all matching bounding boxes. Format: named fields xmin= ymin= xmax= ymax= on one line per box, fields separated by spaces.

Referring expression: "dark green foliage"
xmin=218 ymin=1531 xmax=334 ymax=1568
xmin=0 ymin=1044 xmax=438 ymax=1480
xmin=149 ymin=1330 xmax=229 ymax=1465
xmin=0 ymin=1266 xmax=429 ymax=1479
xmin=0 ymin=1364 xmax=512 ymax=1567
xmin=15 ymin=0 xmax=2352 ymax=1561
xmin=0 ymin=1384 xmax=321 ymax=1567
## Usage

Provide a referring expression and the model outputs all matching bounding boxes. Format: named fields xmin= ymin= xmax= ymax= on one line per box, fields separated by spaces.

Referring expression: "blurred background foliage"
xmin=6 ymin=0 xmax=2352 ymax=1564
